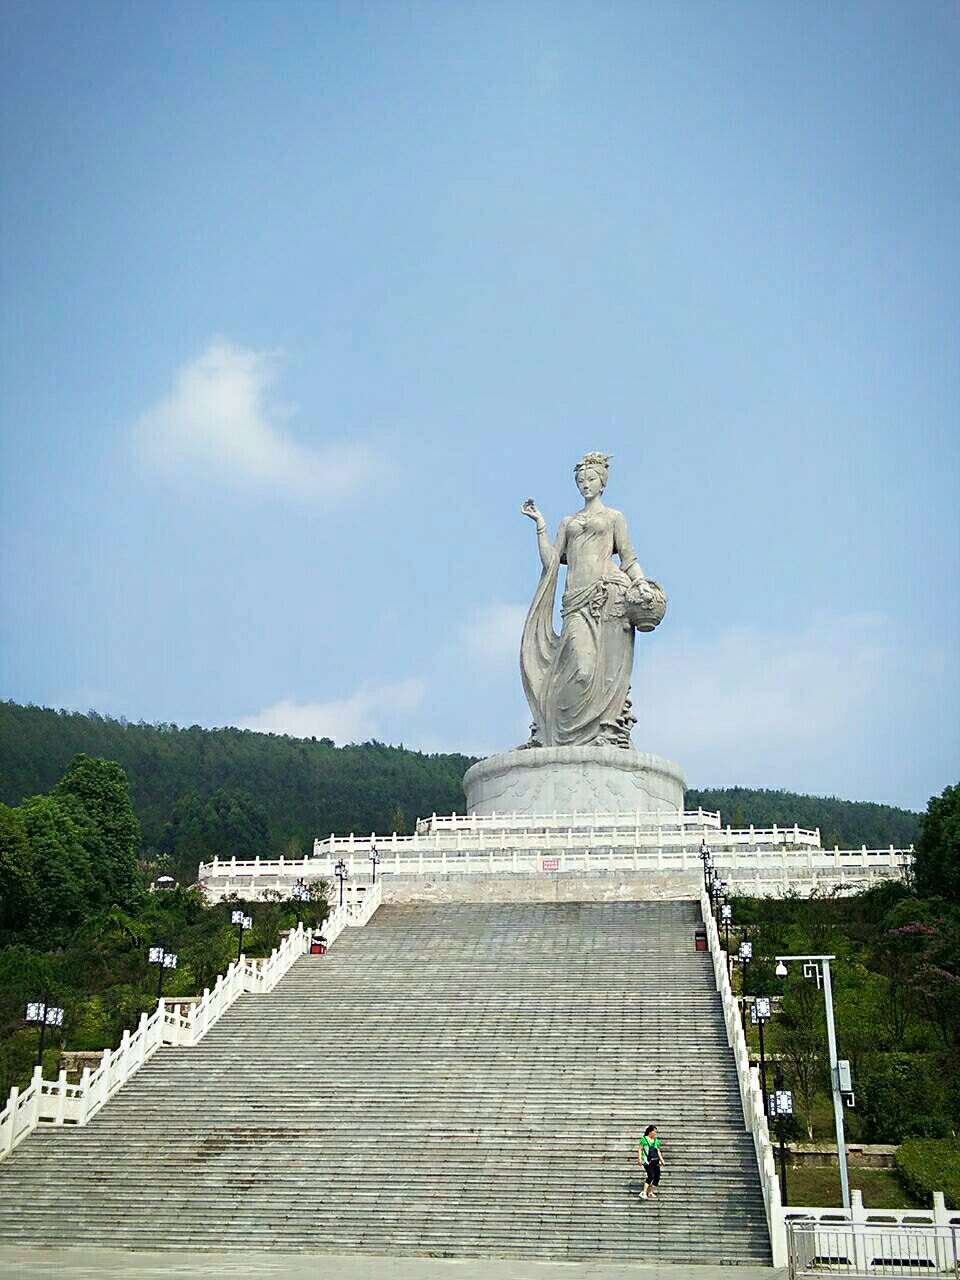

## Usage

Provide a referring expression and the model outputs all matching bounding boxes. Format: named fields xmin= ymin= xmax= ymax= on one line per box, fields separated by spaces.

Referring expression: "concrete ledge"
xmin=383 ymin=870 xmax=702 ymax=903
xmin=464 ymin=746 xmax=686 ymax=816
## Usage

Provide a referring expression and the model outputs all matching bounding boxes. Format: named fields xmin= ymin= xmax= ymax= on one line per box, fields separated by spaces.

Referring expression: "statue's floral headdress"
xmin=574 ymin=452 xmax=612 ymax=480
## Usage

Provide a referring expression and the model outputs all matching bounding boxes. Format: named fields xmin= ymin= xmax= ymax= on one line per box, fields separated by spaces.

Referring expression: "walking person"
xmin=639 ymin=1124 xmax=665 ymax=1199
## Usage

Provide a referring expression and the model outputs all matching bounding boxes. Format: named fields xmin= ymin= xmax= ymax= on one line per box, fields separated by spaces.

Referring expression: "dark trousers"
xmin=643 ymin=1162 xmax=661 ymax=1187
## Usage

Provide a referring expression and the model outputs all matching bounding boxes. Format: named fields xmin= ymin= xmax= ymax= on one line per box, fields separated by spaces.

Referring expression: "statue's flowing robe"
xmin=520 ymin=510 xmax=638 ymax=747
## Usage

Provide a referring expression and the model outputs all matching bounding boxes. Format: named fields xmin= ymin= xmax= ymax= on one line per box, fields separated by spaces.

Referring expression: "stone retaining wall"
xmin=382 ymin=869 xmax=702 ymax=904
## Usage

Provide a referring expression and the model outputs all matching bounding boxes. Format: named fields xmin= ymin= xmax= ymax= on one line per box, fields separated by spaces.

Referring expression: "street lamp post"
xmin=750 ymin=996 xmax=772 ymax=1115
xmin=737 ymin=939 xmax=753 ymax=1033
xmin=370 ymin=844 xmax=381 ymax=885
xmin=776 ymin=953 xmax=852 ymax=1210
xmin=292 ymin=878 xmax=310 ymax=927
xmin=231 ymin=910 xmax=253 ymax=962
xmin=334 ymin=858 xmax=348 ymax=908
xmin=25 ymin=997 xmax=64 ymax=1069
xmin=721 ymin=903 xmax=733 ymax=975
xmin=770 ymin=1070 xmax=794 ymax=1206
xmin=147 ymin=945 xmax=178 ymax=1005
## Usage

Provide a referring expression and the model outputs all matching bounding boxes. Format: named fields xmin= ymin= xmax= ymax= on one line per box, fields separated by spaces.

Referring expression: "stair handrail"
xmin=0 ymin=891 xmax=380 ymax=1163
xmin=700 ymin=888 xmax=787 ymax=1268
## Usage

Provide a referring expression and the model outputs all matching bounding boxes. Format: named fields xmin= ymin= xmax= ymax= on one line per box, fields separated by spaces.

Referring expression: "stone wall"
xmin=382 ymin=869 xmax=702 ymax=904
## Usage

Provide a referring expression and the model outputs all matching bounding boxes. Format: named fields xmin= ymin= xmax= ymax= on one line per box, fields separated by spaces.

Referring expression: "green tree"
xmin=914 ymin=784 xmax=960 ymax=902
xmin=202 ymin=788 xmax=270 ymax=861
xmin=18 ymin=794 xmax=94 ymax=937
xmin=0 ymin=803 xmax=36 ymax=932
xmin=858 ymin=1053 xmax=953 ymax=1142
xmin=53 ymin=754 xmax=141 ymax=911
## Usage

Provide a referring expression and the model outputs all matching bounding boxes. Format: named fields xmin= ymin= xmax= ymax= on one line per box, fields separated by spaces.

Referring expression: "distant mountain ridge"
xmin=1 ymin=702 xmax=920 ymax=877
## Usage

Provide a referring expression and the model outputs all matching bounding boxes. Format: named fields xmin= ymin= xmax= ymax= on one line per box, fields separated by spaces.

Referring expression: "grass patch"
xmin=784 ymin=1164 xmax=920 ymax=1209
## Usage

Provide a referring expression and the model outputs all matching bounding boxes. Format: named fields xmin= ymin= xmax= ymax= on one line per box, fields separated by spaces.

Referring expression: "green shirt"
xmin=640 ymin=1136 xmax=661 ymax=1163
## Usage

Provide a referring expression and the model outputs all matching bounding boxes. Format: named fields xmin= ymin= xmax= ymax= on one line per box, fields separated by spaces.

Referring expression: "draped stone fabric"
xmin=520 ymin=508 xmax=638 ymax=747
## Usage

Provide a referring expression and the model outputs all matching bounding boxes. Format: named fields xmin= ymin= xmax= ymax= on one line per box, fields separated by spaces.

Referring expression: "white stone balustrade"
xmin=199 ymin=843 xmax=912 ymax=903
xmin=0 ymin=880 xmax=383 ymax=1163
xmin=313 ymin=818 xmax=824 ymax=857
xmin=700 ymin=887 xmax=787 ymax=1267
xmin=416 ymin=806 xmax=725 ymax=833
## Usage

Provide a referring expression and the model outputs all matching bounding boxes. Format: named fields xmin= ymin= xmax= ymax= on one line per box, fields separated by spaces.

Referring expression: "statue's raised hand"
xmin=521 ymin=498 xmax=544 ymax=526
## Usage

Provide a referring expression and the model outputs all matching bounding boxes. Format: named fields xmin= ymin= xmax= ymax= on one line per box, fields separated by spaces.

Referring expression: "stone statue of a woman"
xmin=519 ymin=453 xmax=665 ymax=749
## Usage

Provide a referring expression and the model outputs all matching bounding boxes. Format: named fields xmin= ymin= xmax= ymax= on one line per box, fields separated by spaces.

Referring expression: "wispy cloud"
xmin=131 ymin=339 xmax=378 ymax=500
xmin=236 ymin=678 xmax=425 ymax=744
xmin=633 ymin=613 xmax=921 ymax=798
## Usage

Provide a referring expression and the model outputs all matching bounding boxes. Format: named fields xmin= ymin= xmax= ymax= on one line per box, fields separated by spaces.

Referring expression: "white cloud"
xmin=131 ymin=339 xmax=377 ymax=499
xmin=632 ymin=613 xmax=912 ymax=795
xmin=463 ymin=601 xmax=528 ymax=663
xmin=236 ymin=678 xmax=425 ymax=744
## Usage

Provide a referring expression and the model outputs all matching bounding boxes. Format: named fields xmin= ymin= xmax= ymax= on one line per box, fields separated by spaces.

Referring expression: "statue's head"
xmin=574 ymin=452 xmax=611 ymax=498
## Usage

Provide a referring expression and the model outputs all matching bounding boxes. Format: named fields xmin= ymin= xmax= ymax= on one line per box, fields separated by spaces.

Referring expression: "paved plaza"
xmin=0 ymin=1245 xmax=786 ymax=1280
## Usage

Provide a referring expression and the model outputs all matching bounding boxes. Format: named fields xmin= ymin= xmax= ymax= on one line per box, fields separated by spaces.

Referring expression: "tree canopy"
xmin=913 ymin=783 xmax=960 ymax=902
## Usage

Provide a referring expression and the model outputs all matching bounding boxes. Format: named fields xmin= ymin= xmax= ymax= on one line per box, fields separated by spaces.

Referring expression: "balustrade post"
xmin=933 ymin=1191 xmax=948 ymax=1226
xmin=54 ymin=1070 xmax=68 ymax=1124
xmin=78 ymin=1067 xmax=91 ymax=1124
xmin=4 ymin=1088 xmax=18 ymax=1152
xmin=29 ymin=1066 xmax=43 ymax=1126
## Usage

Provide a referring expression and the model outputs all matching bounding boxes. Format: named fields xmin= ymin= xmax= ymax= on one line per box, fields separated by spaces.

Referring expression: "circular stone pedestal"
xmin=463 ymin=746 xmax=686 ymax=817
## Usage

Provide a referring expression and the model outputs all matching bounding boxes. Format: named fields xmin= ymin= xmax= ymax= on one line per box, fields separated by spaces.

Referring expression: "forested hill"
xmin=1 ymin=702 xmax=920 ymax=881
xmin=0 ymin=702 xmax=473 ymax=875
xmin=684 ymin=786 xmax=920 ymax=851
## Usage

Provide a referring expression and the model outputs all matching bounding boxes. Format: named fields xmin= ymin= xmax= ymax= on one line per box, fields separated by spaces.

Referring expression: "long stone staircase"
xmin=0 ymin=901 xmax=771 ymax=1264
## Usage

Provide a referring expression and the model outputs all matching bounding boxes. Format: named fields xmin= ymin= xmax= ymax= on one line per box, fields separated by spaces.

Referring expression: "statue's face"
xmin=576 ymin=466 xmax=604 ymax=499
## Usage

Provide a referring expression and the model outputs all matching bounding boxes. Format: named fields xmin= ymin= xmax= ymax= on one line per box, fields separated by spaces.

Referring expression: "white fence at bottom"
xmin=788 ymin=1203 xmax=959 ymax=1278
xmin=0 ymin=879 xmax=382 ymax=1162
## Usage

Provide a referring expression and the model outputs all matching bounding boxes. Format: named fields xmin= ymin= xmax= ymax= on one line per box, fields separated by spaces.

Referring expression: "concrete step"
xmin=0 ymin=901 xmax=770 ymax=1266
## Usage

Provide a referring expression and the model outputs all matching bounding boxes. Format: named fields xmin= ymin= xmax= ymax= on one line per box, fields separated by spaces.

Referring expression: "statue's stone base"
xmin=463 ymin=746 xmax=685 ymax=817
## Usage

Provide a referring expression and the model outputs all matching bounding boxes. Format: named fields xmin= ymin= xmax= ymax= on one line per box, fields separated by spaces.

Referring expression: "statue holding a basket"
xmin=520 ymin=453 xmax=667 ymax=749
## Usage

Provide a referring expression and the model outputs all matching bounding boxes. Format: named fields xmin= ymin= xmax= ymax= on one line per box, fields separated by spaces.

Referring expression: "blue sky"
xmin=2 ymin=0 xmax=957 ymax=812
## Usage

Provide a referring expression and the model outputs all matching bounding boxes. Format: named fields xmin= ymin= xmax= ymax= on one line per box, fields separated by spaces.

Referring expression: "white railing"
xmin=199 ymin=846 xmax=912 ymax=903
xmin=0 ymin=880 xmax=382 ymax=1163
xmin=784 ymin=1190 xmax=958 ymax=1231
xmin=308 ymin=823 xmax=823 ymax=859
xmin=416 ymin=807 xmax=723 ymax=833
xmin=701 ymin=886 xmax=787 ymax=1267
xmin=786 ymin=1191 xmax=959 ymax=1276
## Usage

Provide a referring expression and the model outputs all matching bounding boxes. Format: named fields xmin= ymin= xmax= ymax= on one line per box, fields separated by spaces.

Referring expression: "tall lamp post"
xmin=231 ymin=910 xmax=252 ymax=962
xmin=26 ymin=997 xmax=64 ymax=1069
xmin=148 ymin=945 xmax=178 ymax=1006
xmin=370 ymin=844 xmax=381 ymax=885
xmin=776 ymin=953 xmax=853 ymax=1210
xmin=292 ymin=878 xmax=310 ymax=927
xmin=721 ymin=903 xmax=733 ymax=975
xmin=770 ymin=1070 xmax=794 ymax=1206
xmin=334 ymin=858 xmax=348 ymax=907
xmin=737 ymin=939 xmax=753 ymax=1033
xmin=750 ymin=995 xmax=772 ymax=1115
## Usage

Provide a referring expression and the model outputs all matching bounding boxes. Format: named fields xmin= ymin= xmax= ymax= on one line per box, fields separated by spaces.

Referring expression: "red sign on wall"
xmin=542 ymin=858 xmax=560 ymax=871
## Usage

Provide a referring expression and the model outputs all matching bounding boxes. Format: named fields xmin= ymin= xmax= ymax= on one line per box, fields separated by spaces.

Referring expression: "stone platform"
xmin=463 ymin=745 xmax=685 ymax=816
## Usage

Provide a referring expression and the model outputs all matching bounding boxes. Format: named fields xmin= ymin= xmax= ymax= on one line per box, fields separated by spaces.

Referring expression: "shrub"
xmin=858 ymin=1054 xmax=953 ymax=1142
xmin=896 ymin=1138 xmax=960 ymax=1208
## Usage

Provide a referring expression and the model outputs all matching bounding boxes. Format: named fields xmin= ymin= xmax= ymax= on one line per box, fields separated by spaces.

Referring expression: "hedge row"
xmin=895 ymin=1139 xmax=960 ymax=1209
